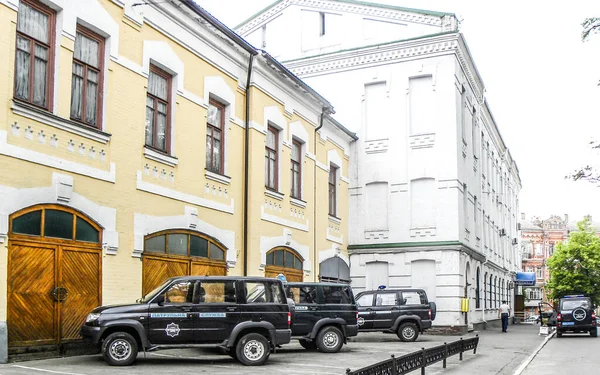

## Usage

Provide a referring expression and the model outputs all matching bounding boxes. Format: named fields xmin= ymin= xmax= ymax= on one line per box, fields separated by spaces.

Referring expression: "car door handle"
xmin=181 ymin=307 xmax=193 ymax=312
xmin=226 ymin=306 xmax=238 ymax=311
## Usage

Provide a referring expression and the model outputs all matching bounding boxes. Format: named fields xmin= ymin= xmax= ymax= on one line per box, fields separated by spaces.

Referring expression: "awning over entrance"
xmin=514 ymin=272 xmax=536 ymax=286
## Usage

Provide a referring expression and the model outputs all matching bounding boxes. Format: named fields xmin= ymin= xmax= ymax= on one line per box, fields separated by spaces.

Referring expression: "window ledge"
xmin=11 ymin=100 xmax=111 ymax=144
xmin=144 ymin=146 xmax=178 ymax=167
xmin=328 ymin=215 xmax=341 ymax=224
xmin=205 ymin=170 xmax=231 ymax=185
xmin=290 ymin=197 xmax=307 ymax=208
xmin=265 ymin=189 xmax=284 ymax=201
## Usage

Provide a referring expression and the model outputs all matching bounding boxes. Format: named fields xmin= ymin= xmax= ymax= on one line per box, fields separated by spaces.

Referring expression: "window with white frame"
xmin=265 ymin=125 xmax=279 ymax=190
xmin=206 ymin=99 xmax=225 ymax=174
xmin=70 ymin=26 xmax=104 ymax=128
xmin=290 ymin=139 xmax=302 ymax=199
xmin=14 ymin=0 xmax=55 ymax=109
xmin=145 ymin=65 xmax=172 ymax=153
xmin=328 ymin=164 xmax=338 ymax=217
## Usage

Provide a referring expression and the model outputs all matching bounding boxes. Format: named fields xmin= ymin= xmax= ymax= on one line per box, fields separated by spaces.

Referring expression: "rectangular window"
xmin=319 ymin=12 xmax=326 ymax=36
xmin=70 ymin=27 xmax=104 ymax=128
xmin=145 ymin=65 xmax=171 ymax=153
xmin=290 ymin=140 xmax=302 ymax=199
xmin=206 ymin=99 xmax=225 ymax=174
xmin=265 ymin=126 xmax=278 ymax=190
xmin=14 ymin=0 xmax=55 ymax=109
xmin=409 ymin=75 xmax=434 ymax=135
xmin=328 ymin=164 xmax=338 ymax=216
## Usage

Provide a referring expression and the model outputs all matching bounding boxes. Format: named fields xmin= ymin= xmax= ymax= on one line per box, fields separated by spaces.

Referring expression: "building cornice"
xmin=236 ymin=0 xmax=448 ymax=36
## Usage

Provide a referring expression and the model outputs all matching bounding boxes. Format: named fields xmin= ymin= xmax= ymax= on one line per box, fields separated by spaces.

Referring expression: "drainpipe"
xmin=313 ymin=109 xmax=327 ymax=281
xmin=243 ymin=54 xmax=255 ymax=276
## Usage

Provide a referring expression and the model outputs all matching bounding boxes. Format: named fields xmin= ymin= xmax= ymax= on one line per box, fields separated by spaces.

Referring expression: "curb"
xmin=512 ymin=330 xmax=556 ymax=375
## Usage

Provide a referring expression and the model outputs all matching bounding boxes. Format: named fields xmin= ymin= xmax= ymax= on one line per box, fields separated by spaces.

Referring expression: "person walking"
xmin=498 ymin=300 xmax=511 ymax=332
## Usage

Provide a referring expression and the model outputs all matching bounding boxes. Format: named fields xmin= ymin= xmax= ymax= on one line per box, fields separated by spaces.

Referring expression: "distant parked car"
xmin=354 ymin=288 xmax=436 ymax=342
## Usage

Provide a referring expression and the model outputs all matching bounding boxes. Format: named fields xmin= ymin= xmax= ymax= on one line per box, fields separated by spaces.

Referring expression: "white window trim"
xmin=11 ymin=100 xmax=110 ymax=144
xmin=143 ymin=146 xmax=178 ymax=167
xmin=265 ymin=189 xmax=284 ymax=201
xmin=205 ymin=170 xmax=231 ymax=185
xmin=205 ymin=76 xmax=236 ymax=176
xmin=142 ymin=41 xmax=184 ymax=156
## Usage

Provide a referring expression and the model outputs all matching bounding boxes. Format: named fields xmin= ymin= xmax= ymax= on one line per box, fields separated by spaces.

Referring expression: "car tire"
xmin=299 ymin=339 xmax=317 ymax=350
xmin=235 ymin=333 xmax=270 ymax=366
xmin=556 ymin=330 xmax=562 ymax=338
xmin=397 ymin=322 xmax=419 ymax=342
xmin=590 ymin=329 xmax=598 ymax=337
xmin=316 ymin=326 xmax=344 ymax=353
xmin=228 ymin=349 xmax=238 ymax=360
xmin=101 ymin=332 xmax=138 ymax=366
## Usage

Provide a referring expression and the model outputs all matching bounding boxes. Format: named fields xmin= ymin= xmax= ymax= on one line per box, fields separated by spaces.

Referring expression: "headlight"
xmin=86 ymin=313 xmax=101 ymax=323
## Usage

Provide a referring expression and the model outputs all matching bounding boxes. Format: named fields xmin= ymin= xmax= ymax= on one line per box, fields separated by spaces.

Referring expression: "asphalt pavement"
xmin=0 ymin=324 xmax=547 ymax=375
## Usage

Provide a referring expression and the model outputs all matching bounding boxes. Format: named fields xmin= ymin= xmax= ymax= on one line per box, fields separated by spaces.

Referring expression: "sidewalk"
xmin=425 ymin=323 xmax=548 ymax=375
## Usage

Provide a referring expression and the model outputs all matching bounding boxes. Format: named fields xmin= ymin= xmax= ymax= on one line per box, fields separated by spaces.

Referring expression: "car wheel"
xmin=316 ymin=326 xmax=344 ymax=353
xmin=299 ymin=339 xmax=317 ymax=350
xmin=590 ymin=329 xmax=598 ymax=337
xmin=235 ymin=333 xmax=270 ymax=366
xmin=556 ymin=330 xmax=562 ymax=338
xmin=101 ymin=332 xmax=138 ymax=366
xmin=397 ymin=322 xmax=419 ymax=342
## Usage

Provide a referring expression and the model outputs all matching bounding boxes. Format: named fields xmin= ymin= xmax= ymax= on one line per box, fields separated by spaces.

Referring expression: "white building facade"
xmin=237 ymin=0 xmax=522 ymax=332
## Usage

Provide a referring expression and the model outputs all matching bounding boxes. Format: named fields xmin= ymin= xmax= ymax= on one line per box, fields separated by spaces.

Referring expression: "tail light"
xmin=428 ymin=309 xmax=432 ymax=320
xmin=356 ymin=311 xmax=359 ymax=323
xmin=592 ymin=312 xmax=597 ymax=326
xmin=287 ymin=312 xmax=291 ymax=327
xmin=557 ymin=313 xmax=562 ymax=322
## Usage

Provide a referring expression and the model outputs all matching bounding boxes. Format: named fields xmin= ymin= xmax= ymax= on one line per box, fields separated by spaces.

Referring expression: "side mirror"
xmin=154 ymin=294 xmax=165 ymax=306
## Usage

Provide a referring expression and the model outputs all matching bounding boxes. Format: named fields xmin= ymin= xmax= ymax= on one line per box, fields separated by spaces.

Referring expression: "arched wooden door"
xmin=264 ymin=247 xmax=303 ymax=282
xmin=8 ymin=205 xmax=102 ymax=347
xmin=142 ymin=230 xmax=227 ymax=295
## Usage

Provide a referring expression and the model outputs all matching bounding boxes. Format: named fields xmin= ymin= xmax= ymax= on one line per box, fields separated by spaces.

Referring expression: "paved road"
xmin=0 ymin=325 xmax=545 ymax=375
xmin=522 ymin=329 xmax=600 ymax=375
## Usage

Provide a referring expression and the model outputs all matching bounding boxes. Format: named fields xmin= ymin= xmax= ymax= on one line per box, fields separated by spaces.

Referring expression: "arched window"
xmin=142 ymin=230 xmax=227 ymax=295
xmin=144 ymin=230 xmax=225 ymax=260
xmin=484 ymin=272 xmax=487 ymax=309
xmin=475 ymin=268 xmax=481 ymax=309
xmin=494 ymin=276 xmax=498 ymax=308
xmin=265 ymin=247 xmax=304 ymax=282
xmin=10 ymin=205 xmax=100 ymax=243
xmin=489 ymin=274 xmax=493 ymax=308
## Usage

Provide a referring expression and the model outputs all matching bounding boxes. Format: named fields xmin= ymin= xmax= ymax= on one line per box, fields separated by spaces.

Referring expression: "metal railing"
xmin=345 ymin=335 xmax=479 ymax=375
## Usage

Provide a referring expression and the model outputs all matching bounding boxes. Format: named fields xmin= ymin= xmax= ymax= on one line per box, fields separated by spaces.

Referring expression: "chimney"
xmin=564 ymin=214 xmax=568 ymax=223
xmin=521 ymin=212 xmax=526 ymax=220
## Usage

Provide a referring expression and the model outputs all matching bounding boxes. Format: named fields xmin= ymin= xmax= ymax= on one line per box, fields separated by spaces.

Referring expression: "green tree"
xmin=546 ymin=218 xmax=600 ymax=306
xmin=582 ymin=18 xmax=600 ymax=41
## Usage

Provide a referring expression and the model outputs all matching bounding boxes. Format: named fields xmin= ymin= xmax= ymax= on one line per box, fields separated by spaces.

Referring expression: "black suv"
xmin=354 ymin=288 xmax=436 ymax=342
xmin=284 ymin=282 xmax=358 ymax=353
xmin=81 ymin=276 xmax=291 ymax=366
xmin=556 ymin=295 xmax=597 ymax=337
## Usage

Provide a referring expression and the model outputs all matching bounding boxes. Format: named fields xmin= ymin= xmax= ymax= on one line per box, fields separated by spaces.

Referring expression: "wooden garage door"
xmin=265 ymin=247 xmax=304 ymax=282
xmin=8 ymin=243 xmax=57 ymax=345
xmin=141 ymin=230 xmax=228 ymax=296
xmin=8 ymin=205 xmax=102 ymax=347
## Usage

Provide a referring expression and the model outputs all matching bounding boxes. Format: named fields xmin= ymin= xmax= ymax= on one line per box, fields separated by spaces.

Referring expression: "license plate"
xmin=562 ymin=322 xmax=575 ymax=326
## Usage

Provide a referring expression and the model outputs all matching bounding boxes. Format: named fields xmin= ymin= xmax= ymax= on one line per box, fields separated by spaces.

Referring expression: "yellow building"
xmin=0 ymin=0 xmax=356 ymax=360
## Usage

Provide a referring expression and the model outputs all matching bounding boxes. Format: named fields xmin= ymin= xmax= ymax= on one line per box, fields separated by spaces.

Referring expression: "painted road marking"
xmin=12 ymin=365 xmax=86 ymax=375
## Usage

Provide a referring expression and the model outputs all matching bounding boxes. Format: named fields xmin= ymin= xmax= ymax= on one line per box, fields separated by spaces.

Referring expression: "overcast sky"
xmin=197 ymin=0 xmax=600 ymax=224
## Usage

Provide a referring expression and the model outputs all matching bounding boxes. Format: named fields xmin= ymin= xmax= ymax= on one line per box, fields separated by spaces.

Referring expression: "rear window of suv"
xmin=322 ymin=286 xmax=353 ymax=304
xmin=561 ymin=298 xmax=591 ymax=310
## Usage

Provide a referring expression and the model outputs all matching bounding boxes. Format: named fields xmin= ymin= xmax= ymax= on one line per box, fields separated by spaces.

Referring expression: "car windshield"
xmin=561 ymin=298 xmax=590 ymax=310
xmin=139 ymin=279 xmax=172 ymax=303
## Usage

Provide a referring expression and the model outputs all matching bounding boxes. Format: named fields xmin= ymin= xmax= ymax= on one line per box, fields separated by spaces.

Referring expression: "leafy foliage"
xmin=582 ymin=18 xmax=600 ymax=41
xmin=566 ymin=141 xmax=600 ymax=184
xmin=546 ymin=218 xmax=600 ymax=306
